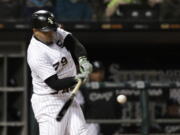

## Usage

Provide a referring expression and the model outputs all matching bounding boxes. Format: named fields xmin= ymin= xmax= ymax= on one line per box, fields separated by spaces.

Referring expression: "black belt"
xmin=50 ymin=88 xmax=71 ymax=95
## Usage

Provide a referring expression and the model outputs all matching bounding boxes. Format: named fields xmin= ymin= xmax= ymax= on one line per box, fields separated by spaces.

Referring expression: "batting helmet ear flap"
xmin=32 ymin=10 xmax=58 ymax=32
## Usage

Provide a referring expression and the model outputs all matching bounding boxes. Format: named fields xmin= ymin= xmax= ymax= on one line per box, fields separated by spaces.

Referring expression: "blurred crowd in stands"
xmin=0 ymin=0 xmax=180 ymax=22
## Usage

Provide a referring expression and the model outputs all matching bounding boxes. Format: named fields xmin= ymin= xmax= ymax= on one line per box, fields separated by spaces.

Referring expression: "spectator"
xmin=105 ymin=0 xmax=133 ymax=18
xmin=87 ymin=0 xmax=107 ymax=21
xmin=161 ymin=99 xmax=180 ymax=133
xmin=0 ymin=0 xmax=23 ymax=20
xmin=160 ymin=0 xmax=180 ymax=20
xmin=25 ymin=0 xmax=53 ymax=18
xmin=76 ymin=61 xmax=105 ymax=135
xmin=78 ymin=61 xmax=118 ymax=135
xmin=104 ymin=0 xmax=162 ymax=20
xmin=54 ymin=0 xmax=92 ymax=21
xmin=89 ymin=61 xmax=105 ymax=82
xmin=148 ymin=0 xmax=163 ymax=7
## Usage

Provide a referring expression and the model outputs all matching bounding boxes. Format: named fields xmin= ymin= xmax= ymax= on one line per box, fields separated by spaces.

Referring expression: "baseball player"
xmin=27 ymin=10 xmax=92 ymax=135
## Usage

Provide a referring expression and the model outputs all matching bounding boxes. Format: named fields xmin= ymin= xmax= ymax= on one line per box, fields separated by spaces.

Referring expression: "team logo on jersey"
xmin=48 ymin=17 xmax=53 ymax=24
xmin=56 ymin=40 xmax=63 ymax=47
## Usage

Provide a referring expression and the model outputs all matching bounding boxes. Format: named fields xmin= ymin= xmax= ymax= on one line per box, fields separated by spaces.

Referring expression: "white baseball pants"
xmin=31 ymin=92 xmax=88 ymax=135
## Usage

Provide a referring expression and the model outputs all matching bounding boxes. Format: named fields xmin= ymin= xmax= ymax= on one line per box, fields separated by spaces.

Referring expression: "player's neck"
xmin=34 ymin=35 xmax=53 ymax=45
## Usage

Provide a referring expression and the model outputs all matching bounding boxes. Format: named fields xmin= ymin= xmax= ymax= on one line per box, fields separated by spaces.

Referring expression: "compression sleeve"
xmin=63 ymin=34 xmax=87 ymax=61
xmin=44 ymin=74 xmax=77 ymax=91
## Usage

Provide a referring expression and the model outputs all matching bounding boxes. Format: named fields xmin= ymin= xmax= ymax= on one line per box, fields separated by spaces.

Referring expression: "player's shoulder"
xmin=56 ymin=27 xmax=71 ymax=39
xmin=57 ymin=27 xmax=70 ymax=34
xmin=27 ymin=37 xmax=46 ymax=58
xmin=28 ymin=36 xmax=45 ymax=50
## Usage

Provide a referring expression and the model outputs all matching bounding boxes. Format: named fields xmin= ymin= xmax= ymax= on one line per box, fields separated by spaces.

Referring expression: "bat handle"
xmin=72 ymin=79 xmax=82 ymax=94
xmin=56 ymin=116 xmax=62 ymax=121
xmin=76 ymin=79 xmax=82 ymax=86
xmin=56 ymin=79 xmax=82 ymax=122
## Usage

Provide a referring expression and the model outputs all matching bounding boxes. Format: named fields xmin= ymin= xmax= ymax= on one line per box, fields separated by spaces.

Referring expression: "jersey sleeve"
xmin=63 ymin=34 xmax=87 ymax=60
xmin=28 ymin=52 xmax=56 ymax=81
xmin=56 ymin=27 xmax=71 ymax=43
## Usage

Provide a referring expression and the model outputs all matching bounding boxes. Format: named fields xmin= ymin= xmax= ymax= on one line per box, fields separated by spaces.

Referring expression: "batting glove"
xmin=79 ymin=56 xmax=93 ymax=74
xmin=75 ymin=72 xmax=89 ymax=84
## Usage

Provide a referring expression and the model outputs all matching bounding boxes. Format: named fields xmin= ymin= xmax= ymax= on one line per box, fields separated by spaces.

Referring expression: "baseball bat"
xmin=56 ymin=79 xmax=82 ymax=121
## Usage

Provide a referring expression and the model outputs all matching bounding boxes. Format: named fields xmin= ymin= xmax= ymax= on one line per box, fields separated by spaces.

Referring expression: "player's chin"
xmin=45 ymin=39 xmax=54 ymax=45
xmin=46 ymin=37 xmax=54 ymax=42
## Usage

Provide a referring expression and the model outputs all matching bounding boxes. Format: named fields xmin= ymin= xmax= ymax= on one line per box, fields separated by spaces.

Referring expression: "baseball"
xmin=117 ymin=95 xmax=127 ymax=104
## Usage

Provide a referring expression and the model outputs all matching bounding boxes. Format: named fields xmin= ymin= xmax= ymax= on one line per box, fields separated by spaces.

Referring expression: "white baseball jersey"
xmin=27 ymin=27 xmax=76 ymax=95
xmin=27 ymin=27 xmax=87 ymax=135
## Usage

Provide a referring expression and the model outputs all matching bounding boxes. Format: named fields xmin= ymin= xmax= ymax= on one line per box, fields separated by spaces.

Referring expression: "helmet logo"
xmin=48 ymin=17 xmax=53 ymax=24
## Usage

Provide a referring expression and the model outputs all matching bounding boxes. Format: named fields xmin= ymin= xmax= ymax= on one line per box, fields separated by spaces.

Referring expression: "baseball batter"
xmin=27 ymin=10 xmax=92 ymax=135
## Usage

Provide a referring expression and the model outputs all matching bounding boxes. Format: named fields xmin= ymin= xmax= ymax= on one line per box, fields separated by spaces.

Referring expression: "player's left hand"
xmin=79 ymin=56 xmax=93 ymax=74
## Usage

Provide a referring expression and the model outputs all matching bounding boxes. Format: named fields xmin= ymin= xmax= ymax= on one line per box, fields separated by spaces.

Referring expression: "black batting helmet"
xmin=32 ymin=10 xmax=58 ymax=32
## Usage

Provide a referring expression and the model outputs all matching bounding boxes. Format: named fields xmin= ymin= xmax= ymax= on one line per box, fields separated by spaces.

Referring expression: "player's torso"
xmin=28 ymin=34 xmax=76 ymax=94
xmin=46 ymin=43 xmax=76 ymax=79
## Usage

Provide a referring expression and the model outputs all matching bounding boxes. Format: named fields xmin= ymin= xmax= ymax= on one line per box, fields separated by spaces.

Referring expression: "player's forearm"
xmin=45 ymin=74 xmax=77 ymax=91
xmin=63 ymin=34 xmax=92 ymax=74
xmin=64 ymin=34 xmax=87 ymax=60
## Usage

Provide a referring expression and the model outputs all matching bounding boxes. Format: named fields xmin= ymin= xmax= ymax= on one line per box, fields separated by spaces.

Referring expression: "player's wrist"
xmin=78 ymin=56 xmax=87 ymax=63
xmin=75 ymin=73 xmax=89 ymax=84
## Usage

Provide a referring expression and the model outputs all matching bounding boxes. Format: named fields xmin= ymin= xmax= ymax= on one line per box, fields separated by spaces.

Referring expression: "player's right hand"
xmin=75 ymin=73 xmax=89 ymax=83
